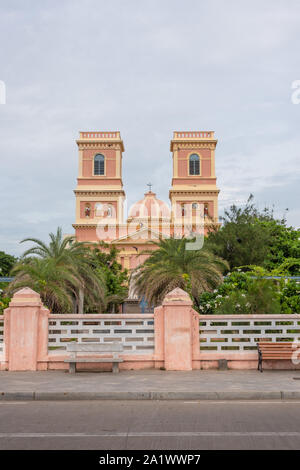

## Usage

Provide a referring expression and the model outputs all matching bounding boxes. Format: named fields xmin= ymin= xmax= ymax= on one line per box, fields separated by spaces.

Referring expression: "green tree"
xmin=206 ymin=195 xmax=299 ymax=272
xmin=88 ymin=242 xmax=128 ymax=312
xmin=260 ymin=219 xmax=300 ymax=275
xmin=0 ymin=251 xmax=17 ymax=276
xmin=7 ymin=228 xmax=105 ymax=313
xmin=280 ymin=280 xmax=300 ymax=314
xmin=132 ymin=237 xmax=228 ymax=308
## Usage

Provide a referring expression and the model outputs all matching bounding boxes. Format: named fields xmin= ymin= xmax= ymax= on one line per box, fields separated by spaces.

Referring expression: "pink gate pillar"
xmin=155 ymin=288 xmax=196 ymax=371
xmin=4 ymin=288 xmax=49 ymax=371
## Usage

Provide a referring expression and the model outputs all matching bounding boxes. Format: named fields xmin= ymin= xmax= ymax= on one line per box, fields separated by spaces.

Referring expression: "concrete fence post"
xmin=4 ymin=288 xmax=49 ymax=371
xmin=154 ymin=288 xmax=195 ymax=371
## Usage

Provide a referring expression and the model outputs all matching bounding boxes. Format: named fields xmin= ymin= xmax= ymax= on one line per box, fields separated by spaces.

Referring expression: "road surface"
xmin=0 ymin=400 xmax=300 ymax=450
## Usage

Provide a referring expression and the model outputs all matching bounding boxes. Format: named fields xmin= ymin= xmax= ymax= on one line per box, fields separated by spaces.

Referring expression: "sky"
xmin=0 ymin=0 xmax=299 ymax=256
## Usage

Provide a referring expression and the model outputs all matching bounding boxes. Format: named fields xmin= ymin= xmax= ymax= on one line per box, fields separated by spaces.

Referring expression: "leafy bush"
xmin=279 ymin=280 xmax=300 ymax=314
xmin=0 ymin=296 xmax=10 ymax=315
xmin=197 ymin=270 xmax=297 ymax=315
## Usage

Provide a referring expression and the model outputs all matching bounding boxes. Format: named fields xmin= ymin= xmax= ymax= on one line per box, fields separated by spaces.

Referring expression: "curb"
xmin=1 ymin=390 xmax=300 ymax=401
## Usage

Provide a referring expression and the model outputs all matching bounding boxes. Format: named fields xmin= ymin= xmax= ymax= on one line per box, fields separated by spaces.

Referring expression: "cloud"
xmin=0 ymin=0 xmax=299 ymax=255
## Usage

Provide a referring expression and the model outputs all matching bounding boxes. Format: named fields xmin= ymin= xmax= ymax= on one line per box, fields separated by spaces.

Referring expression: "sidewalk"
xmin=0 ymin=369 xmax=300 ymax=401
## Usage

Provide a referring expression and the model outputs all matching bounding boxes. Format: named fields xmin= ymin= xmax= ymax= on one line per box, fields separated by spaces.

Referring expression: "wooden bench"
xmin=257 ymin=342 xmax=294 ymax=372
xmin=64 ymin=343 xmax=123 ymax=374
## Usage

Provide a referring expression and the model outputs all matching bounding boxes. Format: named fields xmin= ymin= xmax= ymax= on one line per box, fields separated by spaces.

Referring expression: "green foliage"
xmin=198 ymin=271 xmax=250 ymax=314
xmin=206 ymin=195 xmax=274 ymax=269
xmin=197 ymin=270 xmax=299 ymax=315
xmin=261 ymin=219 xmax=300 ymax=275
xmin=212 ymin=279 xmax=281 ymax=315
xmin=214 ymin=289 xmax=252 ymax=315
xmin=0 ymin=251 xmax=17 ymax=276
xmin=133 ymin=237 xmax=228 ymax=307
xmin=243 ymin=279 xmax=281 ymax=315
xmin=7 ymin=228 xmax=105 ymax=313
xmin=88 ymin=242 xmax=128 ymax=312
xmin=0 ymin=296 xmax=10 ymax=314
xmin=206 ymin=195 xmax=300 ymax=274
xmin=279 ymin=280 xmax=300 ymax=314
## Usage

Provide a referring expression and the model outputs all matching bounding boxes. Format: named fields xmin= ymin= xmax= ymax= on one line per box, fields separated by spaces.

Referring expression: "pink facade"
xmin=176 ymin=148 xmax=211 ymax=178
xmin=74 ymin=131 xmax=220 ymax=271
xmin=2 ymin=287 xmax=300 ymax=372
xmin=80 ymin=201 xmax=118 ymax=219
xmin=172 ymin=178 xmax=217 ymax=185
xmin=77 ymin=178 xmax=123 ymax=186
xmin=174 ymin=200 xmax=214 ymax=218
xmin=82 ymin=149 xmax=117 ymax=178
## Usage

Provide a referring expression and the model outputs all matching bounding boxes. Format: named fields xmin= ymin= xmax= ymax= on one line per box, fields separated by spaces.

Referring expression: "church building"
xmin=73 ymin=131 xmax=219 ymax=271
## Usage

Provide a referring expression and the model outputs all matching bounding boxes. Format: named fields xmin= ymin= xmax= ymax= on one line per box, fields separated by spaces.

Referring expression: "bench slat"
xmin=262 ymin=355 xmax=293 ymax=358
xmin=260 ymin=349 xmax=293 ymax=353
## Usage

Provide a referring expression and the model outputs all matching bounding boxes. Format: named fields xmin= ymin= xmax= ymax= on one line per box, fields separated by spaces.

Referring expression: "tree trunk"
xmin=78 ymin=288 xmax=84 ymax=314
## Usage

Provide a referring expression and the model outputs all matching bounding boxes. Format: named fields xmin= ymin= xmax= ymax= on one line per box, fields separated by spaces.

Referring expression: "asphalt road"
xmin=1 ymin=400 xmax=300 ymax=450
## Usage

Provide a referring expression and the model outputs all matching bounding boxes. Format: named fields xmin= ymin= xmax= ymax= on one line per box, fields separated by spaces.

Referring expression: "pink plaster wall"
xmin=130 ymin=254 xmax=149 ymax=269
xmin=201 ymin=159 xmax=211 ymax=177
xmin=80 ymin=201 xmax=117 ymax=219
xmin=76 ymin=225 xmax=119 ymax=242
xmin=174 ymin=200 xmax=214 ymax=218
xmin=77 ymin=178 xmax=123 ymax=186
xmin=2 ymin=289 xmax=300 ymax=372
xmin=82 ymin=149 xmax=117 ymax=177
xmin=172 ymin=178 xmax=217 ymax=186
xmin=176 ymin=148 xmax=211 ymax=178
xmin=3 ymin=288 xmax=49 ymax=371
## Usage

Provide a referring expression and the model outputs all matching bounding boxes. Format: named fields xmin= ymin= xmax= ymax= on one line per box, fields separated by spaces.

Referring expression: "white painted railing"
xmin=199 ymin=315 xmax=300 ymax=352
xmin=48 ymin=314 xmax=155 ymax=355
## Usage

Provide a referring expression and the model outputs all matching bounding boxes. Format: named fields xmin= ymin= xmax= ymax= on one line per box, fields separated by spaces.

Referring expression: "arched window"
xmin=94 ymin=154 xmax=105 ymax=175
xmin=189 ymin=154 xmax=200 ymax=175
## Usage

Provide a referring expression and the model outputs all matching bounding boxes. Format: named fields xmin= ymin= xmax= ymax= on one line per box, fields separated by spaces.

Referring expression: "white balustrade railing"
xmin=48 ymin=314 xmax=155 ymax=355
xmin=199 ymin=315 xmax=300 ymax=352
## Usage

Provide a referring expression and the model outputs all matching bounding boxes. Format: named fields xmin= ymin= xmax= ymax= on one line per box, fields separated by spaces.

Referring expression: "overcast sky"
xmin=0 ymin=0 xmax=299 ymax=256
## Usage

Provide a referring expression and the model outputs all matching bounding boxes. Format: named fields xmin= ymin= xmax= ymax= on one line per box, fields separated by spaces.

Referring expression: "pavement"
xmin=0 ymin=369 xmax=300 ymax=400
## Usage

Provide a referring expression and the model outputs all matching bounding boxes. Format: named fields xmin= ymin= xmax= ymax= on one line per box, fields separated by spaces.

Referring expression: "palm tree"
xmin=8 ymin=228 xmax=105 ymax=312
xmin=9 ymin=257 xmax=81 ymax=312
xmin=132 ymin=237 xmax=229 ymax=308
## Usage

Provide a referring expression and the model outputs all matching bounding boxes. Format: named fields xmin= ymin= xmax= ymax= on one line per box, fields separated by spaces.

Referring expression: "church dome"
xmin=128 ymin=191 xmax=171 ymax=222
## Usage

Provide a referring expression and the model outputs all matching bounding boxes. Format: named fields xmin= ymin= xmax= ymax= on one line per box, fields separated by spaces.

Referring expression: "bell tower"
xmin=169 ymin=131 xmax=219 ymax=231
xmin=73 ymin=131 xmax=126 ymax=242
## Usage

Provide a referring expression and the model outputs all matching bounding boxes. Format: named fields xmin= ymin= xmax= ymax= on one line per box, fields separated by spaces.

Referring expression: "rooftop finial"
xmin=147 ymin=182 xmax=152 ymax=192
